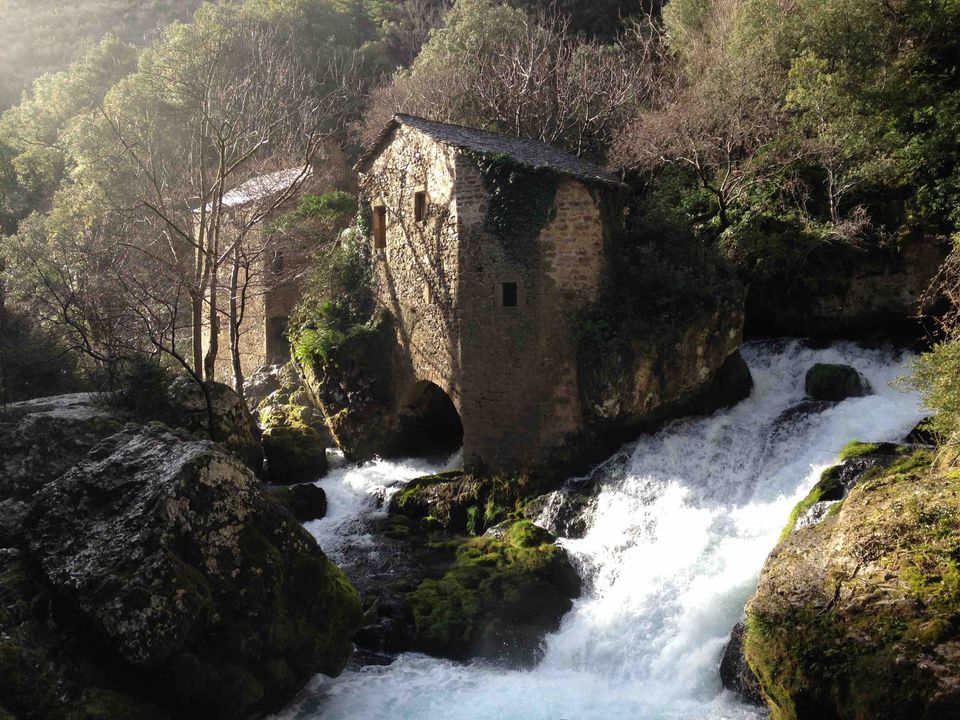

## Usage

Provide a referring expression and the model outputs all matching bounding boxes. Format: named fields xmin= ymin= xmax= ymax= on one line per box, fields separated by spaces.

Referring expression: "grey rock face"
xmin=10 ymin=421 xmax=359 ymax=719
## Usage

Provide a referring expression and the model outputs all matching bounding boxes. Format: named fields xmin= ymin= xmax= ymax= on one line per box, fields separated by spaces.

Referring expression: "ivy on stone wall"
xmin=466 ymin=150 xmax=561 ymax=266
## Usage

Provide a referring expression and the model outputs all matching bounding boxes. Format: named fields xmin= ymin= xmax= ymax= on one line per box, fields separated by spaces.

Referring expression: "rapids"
xmin=275 ymin=339 xmax=927 ymax=720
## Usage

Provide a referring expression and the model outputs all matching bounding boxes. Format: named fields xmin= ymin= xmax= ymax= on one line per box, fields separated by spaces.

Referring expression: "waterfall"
xmin=275 ymin=340 xmax=926 ymax=720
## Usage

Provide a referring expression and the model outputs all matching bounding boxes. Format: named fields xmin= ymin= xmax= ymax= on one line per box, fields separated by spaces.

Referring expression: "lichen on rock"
xmin=15 ymin=421 xmax=360 ymax=719
xmin=744 ymin=442 xmax=960 ymax=720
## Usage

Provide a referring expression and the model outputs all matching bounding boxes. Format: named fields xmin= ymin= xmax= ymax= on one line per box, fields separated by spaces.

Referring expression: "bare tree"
xmin=363 ymin=7 xmax=662 ymax=161
xmin=93 ymin=12 xmax=349 ymax=384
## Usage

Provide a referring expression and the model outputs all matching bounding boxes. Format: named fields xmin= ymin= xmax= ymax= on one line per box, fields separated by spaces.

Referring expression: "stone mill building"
xmin=348 ymin=114 xmax=745 ymax=474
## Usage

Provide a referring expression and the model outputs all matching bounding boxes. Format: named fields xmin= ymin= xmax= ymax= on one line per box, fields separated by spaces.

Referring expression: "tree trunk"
xmin=229 ymin=242 xmax=245 ymax=403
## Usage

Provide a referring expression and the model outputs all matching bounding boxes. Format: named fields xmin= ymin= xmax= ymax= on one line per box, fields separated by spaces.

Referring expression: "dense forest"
xmin=2 ymin=0 xmax=958 ymax=418
xmin=0 ymin=0 xmax=206 ymax=110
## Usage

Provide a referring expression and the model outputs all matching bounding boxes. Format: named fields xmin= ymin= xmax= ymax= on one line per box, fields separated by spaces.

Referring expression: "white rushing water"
xmin=276 ymin=340 xmax=927 ymax=720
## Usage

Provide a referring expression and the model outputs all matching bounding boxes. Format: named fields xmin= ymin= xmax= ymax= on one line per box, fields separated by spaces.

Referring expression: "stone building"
xmin=351 ymin=114 xmax=746 ymax=474
xmin=197 ymin=167 xmax=310 ymax=385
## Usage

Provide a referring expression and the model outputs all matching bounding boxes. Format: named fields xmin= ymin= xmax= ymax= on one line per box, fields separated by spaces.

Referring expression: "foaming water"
xmin=276 ymin=340 xmax=925 ymax=720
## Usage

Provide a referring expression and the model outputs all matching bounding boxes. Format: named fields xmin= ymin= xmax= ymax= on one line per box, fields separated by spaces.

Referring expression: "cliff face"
xmin=744 ymin=237 xmax=949 ymax=344
xmin=744 ymin=444 xmax=960 ymax=720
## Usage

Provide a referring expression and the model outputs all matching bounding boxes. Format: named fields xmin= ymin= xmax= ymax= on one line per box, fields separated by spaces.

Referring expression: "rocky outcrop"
xmin=579 ymin=306 xmax=748 ymax=430
xmin=0 ymin=393 xmax=123 ymax=501
xmin=346 ymin=471 xmax=581 ymax=667
xmin=744 ymin=236 xmax=949 ymax=344
xmin=270 ymin=483 xmax=328 ymax=522
xmin=297 ymin=314 xmax=396 ymax=461
xmin=743 ymin=443 xmax=960 ymax=720
xmin=165 ymin=377 xmax=262 ymax=473
xmin=263 ymin=426 xmax=328 ymax=484
xmin=804 ymin=363 xmax=868 ymax=401
xmin=719 ymin=622 xmax=763 ymax=706
xmin=0 ymin=397 xmax=361 ymax=720
xmin=406 ymin=520 xmax=581 ymax=667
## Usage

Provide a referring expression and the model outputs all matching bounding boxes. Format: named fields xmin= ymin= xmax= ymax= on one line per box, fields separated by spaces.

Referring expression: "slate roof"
xmin=357 ymin=114 xmax=622 ymax=187
xmin=202 ymin=166 xmax=310 ymax=211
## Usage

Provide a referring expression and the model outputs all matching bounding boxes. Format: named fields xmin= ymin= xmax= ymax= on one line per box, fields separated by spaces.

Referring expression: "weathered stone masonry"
xmin=353 ymin=114 xmax=748 ymax=474
xmin=358 ymin=116 xmax=620 ymax=471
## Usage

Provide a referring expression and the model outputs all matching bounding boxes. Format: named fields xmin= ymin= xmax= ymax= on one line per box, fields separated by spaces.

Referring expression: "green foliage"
xmin=0 ymin=306 xmax=87 ymax=405
xmin=576 ymin=176 xmax=742 ymax=401
xmin=294 ymin=190 xmax=358 ymax=222
xmin=0 ymin=0 xmax=200 ymax=112
xmin=290 ymin=229 xmax=376 ymax=368
xmin=109 ymin=356 xmax=177 ymax=421
xmin=908 ymin=341 xmax=960 ymax=441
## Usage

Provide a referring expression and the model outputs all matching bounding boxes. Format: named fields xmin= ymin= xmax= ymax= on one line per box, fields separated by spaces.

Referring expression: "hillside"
xmin=0 ymin=0 xmax=201 ymax=110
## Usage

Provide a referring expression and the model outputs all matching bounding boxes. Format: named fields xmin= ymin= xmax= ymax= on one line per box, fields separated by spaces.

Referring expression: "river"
xmin=274 ymin=339 xmax=926 ymax=720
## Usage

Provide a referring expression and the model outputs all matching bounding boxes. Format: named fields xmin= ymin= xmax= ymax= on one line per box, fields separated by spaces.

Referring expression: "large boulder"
xmin=165 ymin=377 xmax=262 ymax=472
xmin=270 ymin=483 xmax=328 ymax=522
xmin=22 ymin=423 xmax=360 ymax=719
xmin=0 ymin=394 xmax=123 ymax=503
xmin=744 ymin=444 xmax=960 ymax=720
xmin=804 ymin=363 xmax=868 ymax=401
xmin=352 ymin=472 xmax=581 ymax=667
xmin=263 ymin=425 xmax=328 ymax=484
xmin=406 ymin=520 xmax=581 ymax=667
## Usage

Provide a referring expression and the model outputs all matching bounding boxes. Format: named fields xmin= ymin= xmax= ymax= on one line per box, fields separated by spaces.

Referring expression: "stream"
xmin=274 ymin=339 xmax=926 ymax=720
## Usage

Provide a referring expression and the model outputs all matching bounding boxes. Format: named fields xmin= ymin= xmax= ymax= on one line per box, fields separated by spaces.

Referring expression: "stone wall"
xmin=361 ymin=128 xmax=613 ymax=471
xmin=357 ymin=128 xmax=747 ymax=476
xmin=454 ymin=160 xmax=608 ymax=469
xmin=364 ymin=125 xmax=464 ymax=414
xmin=199 ymin=209 xmax=306 ymax=387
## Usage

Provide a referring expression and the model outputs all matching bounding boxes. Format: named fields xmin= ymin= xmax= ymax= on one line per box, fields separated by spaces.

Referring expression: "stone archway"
xmin=391 ymin=380 xmax=464 ymax=458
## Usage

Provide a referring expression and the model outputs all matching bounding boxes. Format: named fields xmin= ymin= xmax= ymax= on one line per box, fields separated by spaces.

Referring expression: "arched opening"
xmin=393 ymin=381 xmax=464 ymax=457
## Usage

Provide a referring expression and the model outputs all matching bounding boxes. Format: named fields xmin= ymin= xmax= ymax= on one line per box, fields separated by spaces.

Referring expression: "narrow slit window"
xmin=501 ymin=282 xmax=518 ymax=307
xmin=270 ymin=250 xmax=284 ymax=274
xmin=373 ymin=206 xmax=387 ymax=249
xmin=414 ymin=191 xmax=427 ymax=222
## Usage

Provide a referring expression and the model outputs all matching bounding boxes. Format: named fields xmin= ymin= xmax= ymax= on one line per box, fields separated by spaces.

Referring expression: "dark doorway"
xmin=393 ymin=381 xmax=464 ymax=457
xmin=267 ymin=316 xmax=290 ymax=365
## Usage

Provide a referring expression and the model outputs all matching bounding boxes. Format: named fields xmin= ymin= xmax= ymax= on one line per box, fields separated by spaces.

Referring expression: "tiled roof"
xmin=357 ymin=114 xmax=622 ymax=187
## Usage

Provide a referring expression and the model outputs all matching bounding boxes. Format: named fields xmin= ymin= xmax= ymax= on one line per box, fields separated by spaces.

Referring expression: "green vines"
xmin=466 ymin=150 xmax=560 ymax=266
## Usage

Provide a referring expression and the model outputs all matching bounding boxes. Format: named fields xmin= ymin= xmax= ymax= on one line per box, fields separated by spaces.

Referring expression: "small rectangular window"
xmin=501 ymin=282 xmax=518 ymax=307
xmin=373 ymin=206 xmax=387 ymax=249
xmin=414 ymin=191 xmax=427 ymax=222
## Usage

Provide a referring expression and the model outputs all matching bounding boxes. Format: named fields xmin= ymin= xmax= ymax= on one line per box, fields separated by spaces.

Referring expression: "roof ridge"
xmin=357 ymin=114 xmax=622 ymax=187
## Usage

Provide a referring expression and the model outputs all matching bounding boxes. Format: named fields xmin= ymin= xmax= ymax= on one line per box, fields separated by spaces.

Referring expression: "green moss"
xmin=839 ymin=441 xmax=882 ymax=459
xmin=779 ymin=469 xmax=841 ymax=542
xmin=390 ymin=471 xmax=548 ymax=536
xmin=262 ymin=425 xmax=327 ymax=484
xmin=747 ymin=453 xmax=960 ymax=720
xmin=780 ymin=444 xmax=935 ymax=541
xmin=406 ymin=520 xmax=576 ymax=660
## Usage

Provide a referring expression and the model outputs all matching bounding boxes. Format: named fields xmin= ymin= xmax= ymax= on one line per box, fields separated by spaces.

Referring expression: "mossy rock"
xmin=804 ymin=363 xmax=868 ymax=401
xmin=263 ymin=425 xmax=328 ymax=485
xmin=270 ymin=483 xmax=327 ymax=522
xmin=745 ymin=444 xmax=958 ymax=720
xmin=406 ymin=520 xmax=581 ymax=667
xmin=389 ymin=471 xmax=548 ymax=536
